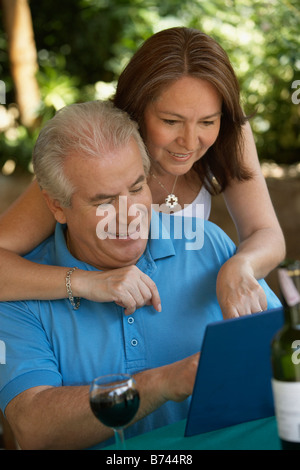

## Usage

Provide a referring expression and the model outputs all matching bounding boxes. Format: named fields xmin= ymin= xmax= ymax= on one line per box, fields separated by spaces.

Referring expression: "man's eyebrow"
xmin=88 ymin=174 xmax=146 ymax=202
xmin=131 ymin=174 xmax=147 ymax=186
xmin=161 ymin=111 xmax=222 ymax=120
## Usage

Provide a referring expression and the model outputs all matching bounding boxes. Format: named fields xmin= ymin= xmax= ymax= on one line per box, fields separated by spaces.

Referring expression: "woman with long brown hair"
xmin=0 ymin=27 xmax=285 ymax=318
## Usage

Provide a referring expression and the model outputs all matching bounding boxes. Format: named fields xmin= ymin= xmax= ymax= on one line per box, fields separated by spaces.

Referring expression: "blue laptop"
xmin=185 ymin=307 xmax=284 ymax=437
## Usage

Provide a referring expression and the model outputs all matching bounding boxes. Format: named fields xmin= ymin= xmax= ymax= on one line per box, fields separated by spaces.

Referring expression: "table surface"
xmin=102 ymin=416 xmax=281 ymax=450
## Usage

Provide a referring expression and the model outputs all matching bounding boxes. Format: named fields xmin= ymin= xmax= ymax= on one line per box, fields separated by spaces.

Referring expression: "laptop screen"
xmin=185 ymin=307 xmax=284 ymax=437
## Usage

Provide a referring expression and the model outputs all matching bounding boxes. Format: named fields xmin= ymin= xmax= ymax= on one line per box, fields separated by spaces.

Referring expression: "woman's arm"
xmin=217 ymin=122 xmax=286 ymax=318
xmin=0 ymin=180 xmax=55 ymax=254
xmin=0 ymin=180 xmax=64 ymax=300
xmin=0 ymin=182 xmax=161 ymax=311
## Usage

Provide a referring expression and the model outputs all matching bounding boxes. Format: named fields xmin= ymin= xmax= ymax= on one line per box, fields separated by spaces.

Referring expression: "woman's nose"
xmin=176 ymin=125 xmax=199 ymax=150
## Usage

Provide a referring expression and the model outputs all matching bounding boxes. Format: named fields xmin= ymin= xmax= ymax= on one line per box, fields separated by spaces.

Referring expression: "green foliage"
xmin=0 ymin=0 xmax=299 ymax=173
xmin=182 ymin=0 xmax=300 ymax=164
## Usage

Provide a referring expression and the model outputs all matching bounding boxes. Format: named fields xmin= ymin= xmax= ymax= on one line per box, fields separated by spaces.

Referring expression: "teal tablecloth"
xmin=103 ymin=416 xmax=281 ymax=450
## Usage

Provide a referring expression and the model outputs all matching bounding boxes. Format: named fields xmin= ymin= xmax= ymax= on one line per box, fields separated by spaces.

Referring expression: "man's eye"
xmin=97 ymin=200 xmax=113 ymax=208
xmin=131 ymin=186 xmax=143 ymax=194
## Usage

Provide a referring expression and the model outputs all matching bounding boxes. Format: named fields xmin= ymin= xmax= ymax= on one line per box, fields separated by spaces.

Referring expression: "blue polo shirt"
xmin=0 ymin=212 xmax=281 ymax=448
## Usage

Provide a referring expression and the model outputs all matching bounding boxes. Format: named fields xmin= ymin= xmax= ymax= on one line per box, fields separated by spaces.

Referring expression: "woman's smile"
xmin=167 ymin=150 xmax=195 ymax=160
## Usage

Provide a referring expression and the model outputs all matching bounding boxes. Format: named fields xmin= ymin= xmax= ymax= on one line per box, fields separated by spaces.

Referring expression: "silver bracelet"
xmin=66 ymin=267 xmax=80 ymax=310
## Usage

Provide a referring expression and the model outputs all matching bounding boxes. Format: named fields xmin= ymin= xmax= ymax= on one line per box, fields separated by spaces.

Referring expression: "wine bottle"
xmin=271 ymin=260 xmax=300 ymax=450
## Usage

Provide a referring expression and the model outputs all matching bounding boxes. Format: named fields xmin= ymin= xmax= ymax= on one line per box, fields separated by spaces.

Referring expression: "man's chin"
xmin=94 ymin=238 xmax=148 ymax=270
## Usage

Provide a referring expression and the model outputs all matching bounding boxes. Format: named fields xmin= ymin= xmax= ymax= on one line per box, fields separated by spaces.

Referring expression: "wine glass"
xmin=89 ymin=373 xmax=140 ymax=449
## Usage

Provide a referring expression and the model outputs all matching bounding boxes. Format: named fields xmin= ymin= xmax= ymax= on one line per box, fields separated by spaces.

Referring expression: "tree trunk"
xmin=2 ymin=0 xmax=40 ymax=129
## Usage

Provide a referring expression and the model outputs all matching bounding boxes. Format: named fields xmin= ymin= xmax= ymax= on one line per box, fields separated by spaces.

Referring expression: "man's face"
xmin=51 ymin=138 xmax=152 ymax=270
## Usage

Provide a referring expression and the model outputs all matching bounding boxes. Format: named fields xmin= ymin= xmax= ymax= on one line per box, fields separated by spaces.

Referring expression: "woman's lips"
xmin=168 ymin=150 xmax=194 ymax=161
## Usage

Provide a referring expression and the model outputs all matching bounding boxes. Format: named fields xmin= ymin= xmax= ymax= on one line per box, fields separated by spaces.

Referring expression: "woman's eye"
xmin=202 ymin=121 xmax=214 ymax=126
xmin=163 ymin=119 xmax=178 ymax=126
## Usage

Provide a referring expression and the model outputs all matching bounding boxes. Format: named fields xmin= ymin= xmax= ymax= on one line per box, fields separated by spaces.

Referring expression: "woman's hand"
xmin=216 ymin=255 xmax=268 ymax=319
xmin=71 ymin=265 xmax=161 ymax=315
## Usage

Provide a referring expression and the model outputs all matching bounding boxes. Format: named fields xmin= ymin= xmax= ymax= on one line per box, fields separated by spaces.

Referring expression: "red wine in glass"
xmin=90 ymin=374 xmax=140 ymax=449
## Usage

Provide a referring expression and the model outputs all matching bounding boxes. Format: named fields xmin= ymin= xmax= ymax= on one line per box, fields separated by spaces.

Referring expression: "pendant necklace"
xmin=150 ymin=172 xmax=179 ymax=209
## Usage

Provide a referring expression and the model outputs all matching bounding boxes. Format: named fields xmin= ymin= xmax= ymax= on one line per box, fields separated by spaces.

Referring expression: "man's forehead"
xmin=87 ymin=173 xmax=146 ymax=202
xmin=67 ymin=148 xmax=145 ymax=199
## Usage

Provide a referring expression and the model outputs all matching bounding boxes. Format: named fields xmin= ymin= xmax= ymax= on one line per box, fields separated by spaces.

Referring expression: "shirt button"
xmin=131 ymin=338 xmax=138 ymax=347
xmin=128 ymin=317 xmax=134 ymax=324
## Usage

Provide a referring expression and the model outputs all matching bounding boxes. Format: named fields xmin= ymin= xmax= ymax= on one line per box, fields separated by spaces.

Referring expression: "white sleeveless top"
xmin=172 ymin=185 xmax=211 ymax=220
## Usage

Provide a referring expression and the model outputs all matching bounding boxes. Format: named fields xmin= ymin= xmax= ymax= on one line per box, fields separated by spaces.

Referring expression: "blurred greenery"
xmin=0 ymin=0 xmax=299 ymax=173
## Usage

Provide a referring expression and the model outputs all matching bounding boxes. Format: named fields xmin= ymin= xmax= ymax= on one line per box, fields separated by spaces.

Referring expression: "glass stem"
xmin=114 ymin=428 xmax=126 ymax=450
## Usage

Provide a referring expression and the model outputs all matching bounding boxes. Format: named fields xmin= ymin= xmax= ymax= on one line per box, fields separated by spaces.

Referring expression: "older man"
xmin=0 ymin=101 xmax=281 ymax=449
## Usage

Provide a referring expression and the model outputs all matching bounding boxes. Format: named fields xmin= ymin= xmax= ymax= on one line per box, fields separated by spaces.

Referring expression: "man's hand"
xmin=6 ymin=352 xmax=200 ymax=450
xmin=72 ymin=265 xmax=161 ymax=315
xmin=156 ymin=353 xmax=200 ymax=403
xmin=133 ymin=352 xmax=200 ymax=426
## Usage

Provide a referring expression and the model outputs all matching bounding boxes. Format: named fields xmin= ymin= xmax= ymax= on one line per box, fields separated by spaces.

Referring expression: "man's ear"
xmin=42 ymin=190 xmax=67 ymax=224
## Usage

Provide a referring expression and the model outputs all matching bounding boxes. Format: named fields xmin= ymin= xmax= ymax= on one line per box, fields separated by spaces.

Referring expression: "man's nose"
xmin=117 ymin=196 xmax=139 ymax=228
xmin=117 ymin=196 xmax=129 ymax=227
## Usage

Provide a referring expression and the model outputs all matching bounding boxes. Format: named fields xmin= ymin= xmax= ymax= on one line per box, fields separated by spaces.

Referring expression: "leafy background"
xmin=0 ymin=0 xmax=299 ymax=174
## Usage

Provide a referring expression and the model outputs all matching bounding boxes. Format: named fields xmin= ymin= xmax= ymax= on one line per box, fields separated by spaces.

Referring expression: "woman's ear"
xmin=42 ymin=190 xmax=67 ymax=224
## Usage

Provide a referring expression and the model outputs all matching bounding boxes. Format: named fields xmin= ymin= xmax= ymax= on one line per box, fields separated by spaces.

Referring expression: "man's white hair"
xmin=33 ymin=100 xmax=150 ymax=207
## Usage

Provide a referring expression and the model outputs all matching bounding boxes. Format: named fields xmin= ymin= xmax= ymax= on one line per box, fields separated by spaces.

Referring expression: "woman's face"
xmin=143 ymin=76 xmax=222 ymax=176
